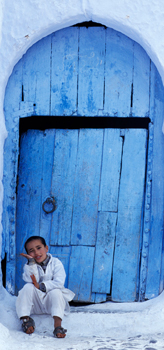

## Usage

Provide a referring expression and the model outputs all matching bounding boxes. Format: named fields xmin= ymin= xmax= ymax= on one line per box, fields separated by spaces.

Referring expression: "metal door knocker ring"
xmin=42 ymin=197 xmax=56 ymax=214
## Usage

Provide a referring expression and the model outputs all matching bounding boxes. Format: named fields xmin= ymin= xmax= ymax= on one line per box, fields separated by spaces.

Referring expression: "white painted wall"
xmin=1 ymin=0 xmax=164 ymax=286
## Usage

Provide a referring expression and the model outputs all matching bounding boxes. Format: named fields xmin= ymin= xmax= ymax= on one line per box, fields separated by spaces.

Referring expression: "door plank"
xmin=111 ymin=129 xmax=147 ymax=301
xmin=34 ymin=36 xmax=52 ymax=115
xmin=94 ymin=293 xmax=107 ymax=303
xmin=78 ymin=27 xmax=105 ymax=116
xmin=99 ymin=128 xmax=123 ymax=212
xmin=132 ymin=42 xmax=150 ymax=117
xmin=145 ymin=69 xmax=164 ymax=298
xmin=39 ymin=129 xmax=56 ymax=243
xmin=51 ymin=27 xmax=78 ymax=116
xmin=90 ymin=292 xmax=107 ymax=303
xmin=16 ymin=130 xmax=44 ymax=293
xmin=68 ymin=246 xmax=95 ymax=302
xmin=22 ymin=36 xmax=51 ymax=115
xmin=50 ymin=129 xmax=78 ymax=246
xmin=71 ymin=129 xmax=103 ymax=246
xmin=92 ymin=212 xmax=117 ymax=294
xmin=104 ymin=29 xmax=133 ymax=117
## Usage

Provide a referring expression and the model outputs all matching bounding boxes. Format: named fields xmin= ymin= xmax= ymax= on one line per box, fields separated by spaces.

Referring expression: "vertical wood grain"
xmin=51 ymin=27 xmax=78 ymax=116
xmin=99 ymin=128 xmax=123 ymax=211
xmin=92 ymin=212 xmax=117 ymax=294
xmin=22 ymin=36 xmax=51 ymax=115
xmin=145 ymin=69 xmax=164 ymax=299
xmin=68 ymin=246 xmax=95 ymax=301
xmin=112 ymin=129 xmax=147 ymax=301
xmin=15 ymin=130 xmax=43 ymax=293
xmin=50 ymin=129 xmax=78 ymax=246
xmin=71 ymin=128 xmax=103 ymax=246
xmin=39 ymin=129 xmax=56 ymax=244
xmin=78 ymin=27 xmax=105 ymax=116
xmin=132 ymin=42 xmax=150 ymax=117
xmin=104 ymin=29 xmax=133 ymax=117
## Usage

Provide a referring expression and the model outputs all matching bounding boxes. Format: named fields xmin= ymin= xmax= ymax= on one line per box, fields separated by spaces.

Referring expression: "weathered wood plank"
xmin=145 ymin=69 xmax=164 ymax=299
xmin=68 ymin=246 xmax=95 ymax=301
xmin=22 ymin=47 xmax=36 ymax=105
xmin=104 ymin=28 xmax=133 ymax=117
xmin=78 ymin=27 xmax=105 ymax=116
xmin=112 ymin=129 xmax=147 ymax=301
xmin=138 ymin=64 xmax=155 ymax=300
xmin=51 ymin=27 xmax=78 ymax=116
xmin=71 ymin=129 xmax=103 ymax=246
xmin=50 ymin=246 xmax=71 ymax=288
xmin=92 ymin=212 xmax=117 ymax=294
xmin=91 ymin=292 xmax=107 ymax=303
xmin=15 ymin=130 xmax=43 ymax=293
xmin=22 ymin=36 xmax=51 ymax=115
xmin=50 ymin=129 xmax=78 ymax=246
xmin=33 ymin=36 xmax=51 ymax=115
xmin=94 ymin=293 xmax=107 ymax=303
xmin=99 ymin=128 xmax=123 ymax=211
xmin=39 ymin=129 xmax=56 ymax=244
xmin=132 ymin=42 xmax=150 ymax=117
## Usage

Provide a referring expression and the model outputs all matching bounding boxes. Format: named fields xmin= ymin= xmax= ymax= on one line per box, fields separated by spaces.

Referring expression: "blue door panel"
xmin=78 ymin=27 xmax=105 ymax=116
xmin=39 ymin=129 xmax=56 ymax=244
xmin=15 ymin=127 xmax=147 ymax=301
xmin=98 ymin=128 xmax=123 ymax=212
xmin=68 ymin=246 xmax=95 ymax=302
xmin=92 ymin=212 xmax=117 ymax=294
xmin=71 ymin=128 xmax=103 ymax=246
xmin=145 ymin=79 xmax=164 ymax=298
xmin=51 ymin=27 xmax=79 ymax=116
xmin=132 ymin=42 xmax=150 ymax=117
xmin=16 ymin=130 xmax=44 ymax=292
xmin=50 ymin=129 xmax=78 ymax=246
xmin=22 ymin=35 xmax=51 ymax=115
xmin=104 ymin=29 xmax=133 ymax=117
xmin=111 ymin=129 xmax=147 ymax=301
xmin=94 ymin=293 xmax=107 ymax=303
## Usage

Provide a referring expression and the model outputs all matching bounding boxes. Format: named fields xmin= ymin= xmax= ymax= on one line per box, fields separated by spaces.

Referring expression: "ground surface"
xmin=1 ymin=287 xmax=164 ymax=350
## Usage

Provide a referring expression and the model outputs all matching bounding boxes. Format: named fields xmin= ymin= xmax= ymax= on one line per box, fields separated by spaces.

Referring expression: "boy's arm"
xmin=21 ymin=254 xmax=40 ymax=283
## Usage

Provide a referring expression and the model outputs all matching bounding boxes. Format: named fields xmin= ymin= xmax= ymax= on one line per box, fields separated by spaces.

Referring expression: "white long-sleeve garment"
xmin=22 ymin=253 xmax=75 ymax=302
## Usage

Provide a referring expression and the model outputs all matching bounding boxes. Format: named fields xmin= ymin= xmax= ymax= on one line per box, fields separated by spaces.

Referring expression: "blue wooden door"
xmin=16 ymin=127 xmax=147 ymax=302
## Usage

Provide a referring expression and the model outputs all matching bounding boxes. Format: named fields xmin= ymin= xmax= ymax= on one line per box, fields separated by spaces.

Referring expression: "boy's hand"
xmin=30 ymin=274 xmax=39 ymax=289
xmin=20 ymin=253 xmax=33 ymax=260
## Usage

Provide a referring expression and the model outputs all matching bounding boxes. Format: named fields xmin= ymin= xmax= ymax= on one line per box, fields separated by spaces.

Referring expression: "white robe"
xmin=16 ymin=253 xmax=75 ymax=319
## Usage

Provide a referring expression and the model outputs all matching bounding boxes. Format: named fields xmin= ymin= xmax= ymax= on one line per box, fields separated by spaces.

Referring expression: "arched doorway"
xmin=2 ymin=23 xmax=164 ymax=303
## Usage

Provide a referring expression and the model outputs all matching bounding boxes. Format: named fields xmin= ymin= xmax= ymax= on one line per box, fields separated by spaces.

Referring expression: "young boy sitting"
xmin=16 ymin=235 xmax=75 ymax=338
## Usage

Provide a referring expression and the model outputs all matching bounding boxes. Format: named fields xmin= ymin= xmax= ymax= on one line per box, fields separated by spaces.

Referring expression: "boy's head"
xmin=24 ymin=236 xmax=48 ymax=263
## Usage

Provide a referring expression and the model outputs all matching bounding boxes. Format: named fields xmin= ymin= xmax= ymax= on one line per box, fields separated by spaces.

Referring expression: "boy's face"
xmin=26 ymin=239 xmax=48 ymax=263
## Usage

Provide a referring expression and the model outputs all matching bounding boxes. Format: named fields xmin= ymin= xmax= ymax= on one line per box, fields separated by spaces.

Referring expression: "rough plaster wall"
xmin=1 ymin=0 xmax=164 ymax=287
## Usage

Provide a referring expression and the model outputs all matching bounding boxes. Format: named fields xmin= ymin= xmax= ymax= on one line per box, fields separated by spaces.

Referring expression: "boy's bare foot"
xmin=20 ymin=316 xmax=35 ymax=334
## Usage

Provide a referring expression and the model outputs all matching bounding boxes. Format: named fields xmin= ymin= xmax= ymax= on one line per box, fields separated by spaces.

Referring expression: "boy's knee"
xmin=47 ymin=289 xmax=65 ymax=306
xmin=18 ymin=283 xmax=35 ymax=296
xmin=48 ymin=288 xmax=63 ymax=299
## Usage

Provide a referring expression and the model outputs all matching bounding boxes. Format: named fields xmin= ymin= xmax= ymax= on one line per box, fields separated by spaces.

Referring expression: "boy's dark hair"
xmin=24 ymin=236 xmax=46 ymax=253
